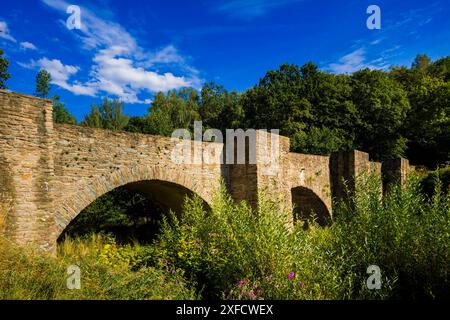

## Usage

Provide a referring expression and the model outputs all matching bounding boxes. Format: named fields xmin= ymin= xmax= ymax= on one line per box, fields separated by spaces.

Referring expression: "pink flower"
xmin=265 ymin=276 xmax=272 ymax=282
xmin=288 ymin=272 xmax=295 ymax=279
xmin=301 ymin=282 xmax=305 ymax=287
xmin=237 ymin=280 xmax=244 ymax=288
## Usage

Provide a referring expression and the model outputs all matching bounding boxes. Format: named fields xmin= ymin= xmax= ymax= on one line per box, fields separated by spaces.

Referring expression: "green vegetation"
xmin=0 ymin=48 xmax=10 ymax=89
xmin=81 ymin=98 xmax=129 ymax=131
xmin=59 ymin=187 xmax=165 ymax=244
xmin=52 ymin=95 xmax=77 ymax=125
xmin=0 ymin=234 xmax=196 ymax=300
xmin=35 ymin=69 xmax=52 ymax=99
xmin=0 ymin=176 xmax=448 ymax=300
xmin=420 ymin=167 xmax=450 ymax=196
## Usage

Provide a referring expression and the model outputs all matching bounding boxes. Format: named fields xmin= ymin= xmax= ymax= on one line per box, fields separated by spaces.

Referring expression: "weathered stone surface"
xmin=0 ymin=90 xmax=414 ymax=252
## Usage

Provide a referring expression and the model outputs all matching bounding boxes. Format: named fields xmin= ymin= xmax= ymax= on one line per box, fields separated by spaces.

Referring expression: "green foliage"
xmin=52 ymin=95 xmax=77 ymax=125
xmin=241 ymin=63 xmax=411 ymax=160
xmin=0 ymin=48 xmax=10 ymax=89
xmin=429 ymin=57 xmax=450 ymax=81
xmin=412 ymin=54 xmax=432 ymax=73
xmin=60 ymin=187 xmax=165 ymax=244
xmin=351 ymin=69 xmax=410 ymax=160
xmin=242 ymin=63 xmax=313 ymax=150
xmin=82 ymin=105 xmax=102 ymax=128
xmin=0 ymin=234 xmax=196 ymax=300
xmin=200 ymin=82 xmax=244 ymax=133
xmin=81 ymin=98 xmax=129 ymax=131
xmin=146 ymin=88 xmax=201 ymax=136
xmin=35 ymin=69 xmax=52 ymax=98
xmin=124 ymin=116 xmax=153 ymax=134
xmin=420 ymin=167 xmax=450 ymax=197
xmin=126 ymin=84 xmax=244 ymax=138
xmin=154 ymin=185 xmax=341 ymax=299
xmin=394 ymin=68 xmax=450 ymax=167
xmin=331 ymin=173 xmax=449 ymax=299
xmin=151 ymin=177 xmax=449 ymax=300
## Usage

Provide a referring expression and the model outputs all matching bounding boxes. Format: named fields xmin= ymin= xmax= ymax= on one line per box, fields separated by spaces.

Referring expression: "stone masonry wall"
xmin=52 ymin=124 xmax=224 ymax=239
xmin=0 ymin=90 xmax=55 ymax=251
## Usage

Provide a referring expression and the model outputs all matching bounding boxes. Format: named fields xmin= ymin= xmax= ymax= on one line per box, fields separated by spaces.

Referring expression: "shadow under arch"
xmin=291 ymin=186 xmax=331 ymax=226
xmin=53 ymin=165 xmax=214 ymax=244
xmin=57 ymin=179 xmax=210 ymax=243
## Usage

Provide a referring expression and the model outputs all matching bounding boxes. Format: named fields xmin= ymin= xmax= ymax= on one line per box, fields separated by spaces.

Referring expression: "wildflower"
xmin=237 ymin=280 xmax=244 ymax=288
xmin=288 ymin=272 xmax=295 ymax=279
xmin=265 ymin=276 xmax=272 ymax=282
xmin=301 ymin=282 xmax=305 ymax=287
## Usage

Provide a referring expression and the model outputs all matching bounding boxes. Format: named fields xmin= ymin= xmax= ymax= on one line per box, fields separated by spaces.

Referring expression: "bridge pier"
xmin=382 ymin=157 xmax=411 ymax=191
xmin=330 ymin=150 xmax=382 ymax=205
xmin=0 ymin=90 xmax=57 ymax=251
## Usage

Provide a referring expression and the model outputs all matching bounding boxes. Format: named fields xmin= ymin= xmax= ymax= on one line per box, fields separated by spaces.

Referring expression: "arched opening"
xmin=291 ymin=186 xmax=331 ymax=227
xmin=57 ymin=179 xmax=209 ymax=244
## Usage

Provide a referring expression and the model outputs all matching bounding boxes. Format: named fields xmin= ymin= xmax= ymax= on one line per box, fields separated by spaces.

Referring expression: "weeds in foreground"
xmin=0 ymin=175 xmax=448 ymax=300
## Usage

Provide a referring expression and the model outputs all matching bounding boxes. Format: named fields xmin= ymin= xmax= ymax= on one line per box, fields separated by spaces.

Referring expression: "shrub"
xmin=154 ymin=176 xmax=449 ymax=300
xmin=330 ymin=173 xmax=450 ymax=299
xmin=154 ymin=184 xmax=342 ymax=299
xmin=0 ymin=234 xmax=196 ymax=300
xmin=420 ymin=166 xmax=450 ymax=197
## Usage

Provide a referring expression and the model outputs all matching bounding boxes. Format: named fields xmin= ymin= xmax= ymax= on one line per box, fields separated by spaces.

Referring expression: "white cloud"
xmin=328 ymin=48 xmax=384 ymax=74
xmin=370 ymin=38 xmax=383 ymax=45
xmin=20 ymin=41 xmax=37 ymax=50
xmin=39 ymin=0 xmax=201 ymax=103
xmin=91 ymin=47 xmax=191 ymax=103
xmin=18 ymin=57 xmax=97 ymax=97
xmin=0 ymin=21 xmax=16 ymax=42
xmin=142 ymin=45 xmax=185 ymax=67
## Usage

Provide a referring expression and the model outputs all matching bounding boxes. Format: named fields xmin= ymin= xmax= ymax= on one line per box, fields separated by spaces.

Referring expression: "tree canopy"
xmin=35 ymin=69 xmax=52 ymax=98
xmin=81 ymin=98 xmax=129 ymax=131
xmin=52 ymin=95 xmax=77 ymax=125
xmin=0 ymin=49 xmax=10 ymax=90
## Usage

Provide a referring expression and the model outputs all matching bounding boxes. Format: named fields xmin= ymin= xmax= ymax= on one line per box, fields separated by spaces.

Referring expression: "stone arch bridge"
xmin=0 ymin=91 xmax=413 ymax=252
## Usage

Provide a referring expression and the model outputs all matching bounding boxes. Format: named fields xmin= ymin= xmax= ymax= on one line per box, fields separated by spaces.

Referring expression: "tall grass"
xmin=154 ymin=185 xmax=343 ymax=299
xmin=154 ymin=176 xmax=449 ymax=300
xmin=330 ymin=174 xmax=449 ymax=299
xmin=0 ymin=234 xmax=196 ymax=300
xmin=0 ymin=174 xmax=448 ymax=300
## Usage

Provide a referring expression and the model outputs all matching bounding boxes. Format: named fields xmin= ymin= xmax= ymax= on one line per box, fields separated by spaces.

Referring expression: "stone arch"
xmin=291 ymin=186 xmax=331 ymax=226
xmin=53 ymin=164 xmax=214 ymax=240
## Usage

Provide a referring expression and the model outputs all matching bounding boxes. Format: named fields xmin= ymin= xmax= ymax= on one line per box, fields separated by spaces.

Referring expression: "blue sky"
xmin=1 ymin=0 xmax=449 ymax=120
